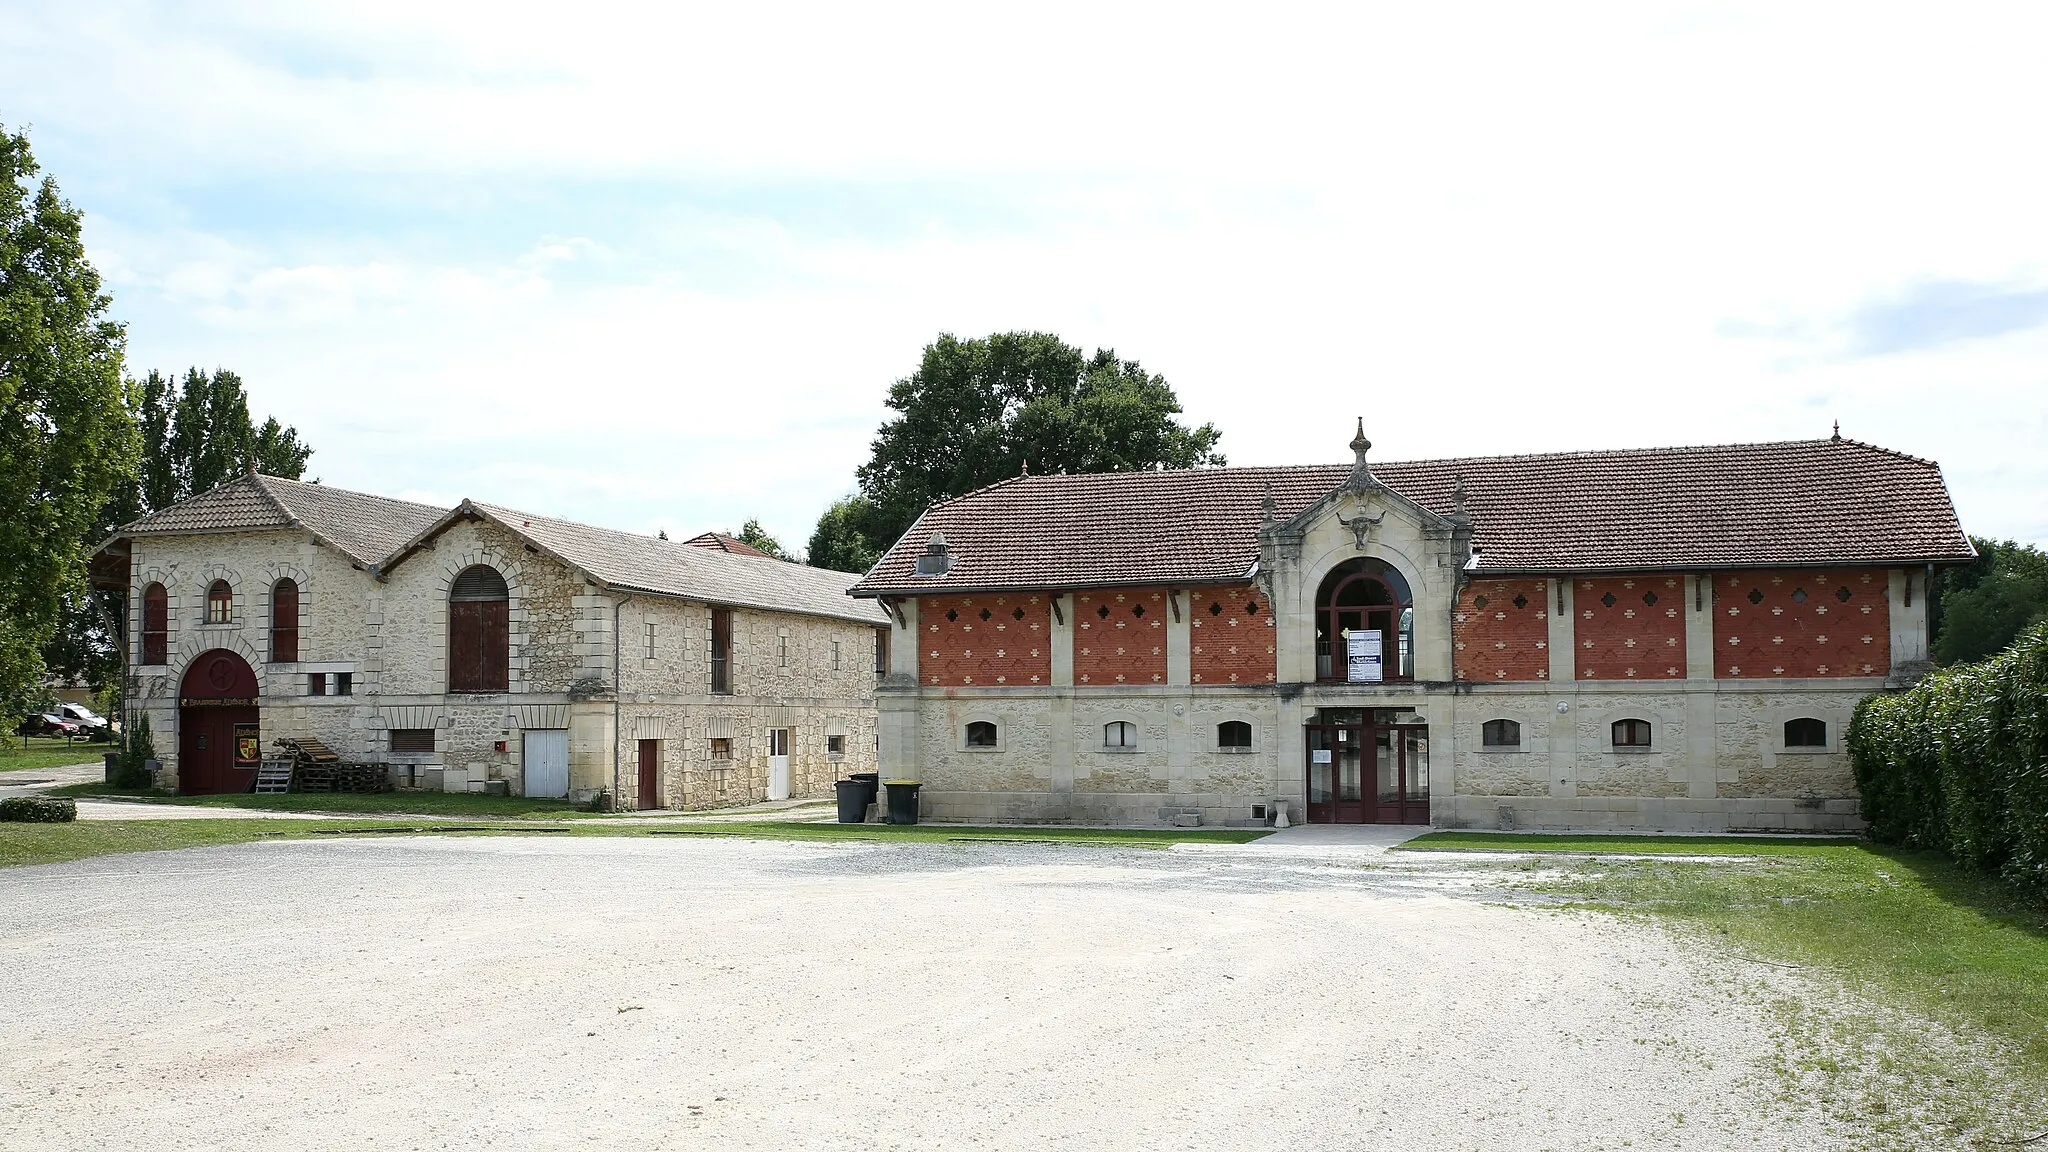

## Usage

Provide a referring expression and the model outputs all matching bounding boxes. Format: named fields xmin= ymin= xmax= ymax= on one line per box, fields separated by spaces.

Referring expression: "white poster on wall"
xmin=1346 ymin=630 xmax=1383 ymax=683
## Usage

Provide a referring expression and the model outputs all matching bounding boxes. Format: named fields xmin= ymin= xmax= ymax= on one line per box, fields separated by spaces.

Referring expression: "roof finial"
xmin=1345 ymin=417 xmax=1375 ymax=492
xmin=1451 ymin=473 xmax=1469 ymax=518
xmin=1260 ymin=482 xmax=1278 ymax=527
xmin=1831 ymin=420 xmax=1841 ymax=441
xmin=1021 ymin=457 xmax=1029 ymax=476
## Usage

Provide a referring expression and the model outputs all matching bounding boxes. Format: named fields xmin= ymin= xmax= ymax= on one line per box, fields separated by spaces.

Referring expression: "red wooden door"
xmin=178 ymin=650 xmax=261 ymax=794
xmin=637 ymin=739 xmax=660 ymax=809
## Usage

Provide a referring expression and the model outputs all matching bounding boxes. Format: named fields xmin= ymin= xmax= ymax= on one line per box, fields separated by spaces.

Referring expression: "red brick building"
xmin=852 ymin=428 xmax=1973 ymax=831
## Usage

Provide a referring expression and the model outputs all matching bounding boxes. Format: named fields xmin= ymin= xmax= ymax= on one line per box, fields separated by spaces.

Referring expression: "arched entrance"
xmin=178 ymin=649 xmax=261 ymax=794
xmin=1314 ymin=558 xmax=1415 ymax=682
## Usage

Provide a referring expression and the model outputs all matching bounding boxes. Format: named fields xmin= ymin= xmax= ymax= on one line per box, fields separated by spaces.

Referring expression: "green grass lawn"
xmin=1409 ymin=831 xmax=2048 ymax=1144
xmin=48 ymin=783 xmax=596 ymax=819
xmin=0 ymin=735 xmax=108 ymax=774
xmin=0 ymin=815 xmax=1267 ymax=869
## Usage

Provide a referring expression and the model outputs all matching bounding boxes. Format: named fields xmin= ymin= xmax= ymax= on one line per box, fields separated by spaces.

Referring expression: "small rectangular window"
xmin=827 ymin=734 xmax=846 ymax=757
xmin=1481 ymin=719 xmax=1521 ymax=748
xmin=710 ymin=609 xmax=732 ymax=695
xmin=1612 ymin=719 xmax=1653 ymax=749
xmin=965 ymin=721 xmax=998 ymax=748
xmin=778 ymin=633 xmax=789 ymax=668
xmin=643 ymin=621 xmax=657 ymax=660
xmin=1218 ymin=720 xmax=1252 ymax=749
xmin=391 ymin=728 xmax=436 ymax=753
xmin=335 ymin=672 xmax=352 ymax=696
xmin=875 ymin=626 xmax=890 ymax=674
xmin=831 ymin=639 xmax=841 ymax=670
xmin=710 ymin=737 xmax=733 ymax=759
xmin=307 ymin=673 xmax=326 ymax=696
xmin=1105 ymin=721 xmax=1136 ymax=748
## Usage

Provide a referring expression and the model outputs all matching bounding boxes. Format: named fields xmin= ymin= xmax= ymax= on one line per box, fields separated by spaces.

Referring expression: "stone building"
xmin=850 ymin=429 xmax=1975 ymax=832
xmin=92 ymin=474 xmax=889 ymax=806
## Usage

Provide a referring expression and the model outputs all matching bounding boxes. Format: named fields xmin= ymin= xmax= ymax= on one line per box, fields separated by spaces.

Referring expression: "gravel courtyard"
xmin=2 ymin=834 xmax=1850 ymax=1151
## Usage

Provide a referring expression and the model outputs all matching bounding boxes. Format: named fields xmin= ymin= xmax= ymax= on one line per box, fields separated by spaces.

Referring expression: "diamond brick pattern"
xmin=1453 ymin=579 xmax=1550 ymax=681
xmin=1576 ymin=575 xmax=1686 ymax=681
xmin=1073 ymin=587 xmax=1167 ymax=686
xmin=921 ymin=593 xmax=1050 ymax=687
xmin=1189 ymin=584 xmax=1276 ymax=684
xmin=1713 ymin=569 xmax=1890 ymax=678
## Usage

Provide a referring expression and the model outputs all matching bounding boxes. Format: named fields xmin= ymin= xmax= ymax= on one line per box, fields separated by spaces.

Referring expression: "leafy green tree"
xmin=840 ymin=332 xmax=1224 ymax=554
xmin=806 ymin=494 xmax=884 ymax=574
xmin=1933 ymin=537 xmax=2048 ymax=665
xmin=734 ymin=518 xmax=793 ymax=562
xmin=0 ymin=124 xmax=137 ymax=720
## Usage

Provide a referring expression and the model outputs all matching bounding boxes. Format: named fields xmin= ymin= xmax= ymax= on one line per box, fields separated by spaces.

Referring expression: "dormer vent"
xmin=914 ymin=533 xmax=953 ymax=576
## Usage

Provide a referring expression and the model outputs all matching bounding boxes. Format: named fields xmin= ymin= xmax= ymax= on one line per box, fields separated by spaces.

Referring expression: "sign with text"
xmin=1346 ymin=630 xmax=1383 ymax=683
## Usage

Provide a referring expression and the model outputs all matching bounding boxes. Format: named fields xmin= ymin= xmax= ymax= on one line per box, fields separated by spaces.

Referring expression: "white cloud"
xmin=3 ymin=0 xmax=2045 ymax=548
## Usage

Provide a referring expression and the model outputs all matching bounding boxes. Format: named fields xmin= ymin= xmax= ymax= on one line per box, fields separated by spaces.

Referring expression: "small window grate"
xmin=1209 ymin=601 xmax=1223 ymax=616
xmin=1642 ymin=591 xmax=1658 ymax=606
xmin=450 ymin=566 xmax=508 ymax=602
xmin=1012 ymin=607 xmax=1025 ymax=620
xmin=1748 ymin=588 xmax=1765 ymax=605
xmin=1600 ymin=592 xmax=1617 ymax=608
xmin=1246 ymin=601 xmax=1260 ymax=615
xmin=1131 ymin=604 xmax=1145 ymax=618
xmin=1835 ymin=586 xmax=1852 ymax=602
xmin=979 ymin=608 xmax=992 ymax=621
xmin=1792 ymin=588 xmax=1808 ymax=604
xmin=1473 ymin=594 xmax=1489 ymax=609
xmin=391 ymin=728 xmax=436 ymax=754
xmin=1512 ymin=593 xmax=1528 ymax=610
xmin=945 ymin=608 xmax=959 ymax=622
xmin=1097 ymin=604 xmax=1112 ymax=619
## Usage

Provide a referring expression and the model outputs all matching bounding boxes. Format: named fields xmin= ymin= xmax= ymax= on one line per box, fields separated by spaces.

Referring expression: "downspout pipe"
xmin=612 ymin=597 xmax=622 ymax=811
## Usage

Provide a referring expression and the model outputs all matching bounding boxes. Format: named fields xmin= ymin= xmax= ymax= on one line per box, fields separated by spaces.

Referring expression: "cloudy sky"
xmin=5 ymin=2 xmax=2044 ymax=551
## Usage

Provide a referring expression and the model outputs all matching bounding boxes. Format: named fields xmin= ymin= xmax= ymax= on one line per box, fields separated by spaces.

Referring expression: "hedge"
xmin=0 ymin=796 xmax=78 ymax=823
xmin=1850 ymin=621 xmax=2048 ymax=899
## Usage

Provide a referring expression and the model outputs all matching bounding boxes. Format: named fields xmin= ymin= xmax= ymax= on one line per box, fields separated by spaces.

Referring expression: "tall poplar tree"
xmin=0 ymin=123 xmax=137 ymax=717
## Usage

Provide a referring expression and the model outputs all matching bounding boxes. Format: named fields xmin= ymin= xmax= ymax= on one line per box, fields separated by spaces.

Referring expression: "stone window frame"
xmin=1102 ymin=719 xmax=1141 ymax=753
xmin=1479 ymin=718 xmax=1525 ymax=752
xmin=826 ymin=733 xmax=847 ymax=759
xmin=1609 ymin=717 xmax=1655 ymax=753
xmin=1212 ymin=716 xmax=1258 ymax=754
xmin=263 ymin=561 xmax=311 ymax=665
xmin=960 ymin=716 xmax=1004 ymax=753
xmin=195 ymin=566 xmax=242 ymax=630
xmin=429 ymin=548 xmax=527 ymax=696
xmin=137 ymin=570 xmax=174 ymax=667
xmin=1768 ymin=708 xmax=1845 ymax=755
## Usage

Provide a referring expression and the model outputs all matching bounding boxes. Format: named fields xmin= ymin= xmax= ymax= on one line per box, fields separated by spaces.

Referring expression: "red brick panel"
xmin=919 ymin=593 xmax=1052 ymax=687
xmin=1189 ymin=584 xmax=1277 ymax=685
xmin=1576 ymin=575 xmax=1686 ymax=681
xmin=1453 ymin=579 xmax=1550 ymax=682
xmin=1073 ymin=587 xmax=1169 ymax=686
xmin=1713 ymin=569 xmax=1890 ymax=678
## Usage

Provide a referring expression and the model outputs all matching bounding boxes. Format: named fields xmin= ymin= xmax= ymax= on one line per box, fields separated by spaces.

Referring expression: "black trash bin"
xmin=849 ymin=771 xmax=880 ymax=814
xmin=834 ymin=779 xmax=868 ymax=823
xmin=883 ymin=779 xmax=922 ymax=825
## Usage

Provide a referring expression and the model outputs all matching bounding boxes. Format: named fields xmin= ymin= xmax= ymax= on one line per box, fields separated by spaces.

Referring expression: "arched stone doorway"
xmin=178 ymin=649 xmax=261 ymax=794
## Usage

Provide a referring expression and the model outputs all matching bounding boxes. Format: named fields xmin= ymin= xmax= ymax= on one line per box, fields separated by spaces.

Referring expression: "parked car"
xmin=58 ymin=703 xmax=113 ymax=739
xmin=16 ymin=713 xmax=82 ymax=739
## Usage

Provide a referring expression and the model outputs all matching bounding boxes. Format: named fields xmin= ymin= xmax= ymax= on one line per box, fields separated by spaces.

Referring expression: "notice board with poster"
xmin=1346 ymin=630 xmax=1384 ymax=683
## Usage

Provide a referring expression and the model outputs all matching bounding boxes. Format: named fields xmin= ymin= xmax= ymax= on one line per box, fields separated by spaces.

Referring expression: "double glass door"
xmin=1304 ymin=721 xmax=1430 ymax=824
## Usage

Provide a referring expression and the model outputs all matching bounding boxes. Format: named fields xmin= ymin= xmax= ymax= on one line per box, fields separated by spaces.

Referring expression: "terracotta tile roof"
xmin=469 ymin=503 xmax=889 ymax=625
xmin=850 ymin=438 xmax=1975 ymax=594
xmin=114 ymin=474 xmax=448 ymax=568
xmin=682 ymin=532 xmax=776 ymax=559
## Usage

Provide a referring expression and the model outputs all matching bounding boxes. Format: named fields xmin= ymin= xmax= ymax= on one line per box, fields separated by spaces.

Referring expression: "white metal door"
xmin=767 ymin=728 xmax=791 ymax=801
xmin=523 ymin=729 xmax=569 ymax=798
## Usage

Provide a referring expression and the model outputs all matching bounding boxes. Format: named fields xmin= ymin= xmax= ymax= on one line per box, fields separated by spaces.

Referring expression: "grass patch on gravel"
xmin=1460 ymin=840 xmax=2048 ymax=1146
xmin=1402 ymin=831 xmax=1858 ymax=855
xmin=2 ymin=816 xmax=1267 ymax=869
xmin=0 ymin=736 xmax=107 ymax=773
xmin=48 ymin=783 xmax=598 ymax=819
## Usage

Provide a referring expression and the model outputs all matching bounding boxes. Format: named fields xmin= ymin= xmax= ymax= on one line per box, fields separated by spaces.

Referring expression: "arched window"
xmin=1218 ymin=720 xmax=1252 ymax=749
xmin=1612 ymin=718 xmax=1653 ymax=748
xmin=448 ymin=565 xmax=510 ymax=693
xmin=141 ymin=583 xmax=168 ymax=665
xmin=270 ymin=579 xmax=300 ymax=663
xmin=1784 ymin=717 xmax=1827 ymax=748
xmin=206 ymin=580 xmax=233 ymax=624
xmin=965 ymin=721 xmax=998 ymax=748
xmin=1314 ymin=558 xmax=1414 ymax=681
xmin=1481 ymin=719 xmax=1521 ymax=748
xmin=1105 ymin=721 xmax=1137 ymax=748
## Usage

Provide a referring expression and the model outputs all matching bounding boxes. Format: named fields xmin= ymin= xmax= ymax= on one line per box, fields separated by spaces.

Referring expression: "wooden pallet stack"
xmin=272 ymin=736 xmax=391 ymax=794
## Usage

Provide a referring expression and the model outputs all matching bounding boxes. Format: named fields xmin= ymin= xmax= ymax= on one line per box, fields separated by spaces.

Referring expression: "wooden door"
xmin=522 ymin=730 xmax=569 ymax=798
xmin=637 ymin=739 xmax=660 ymax=809
xmin=1305 ymin=725 xmax=1370 ymax=823
xmin=766 ymin=728 xmax=791 ymax=801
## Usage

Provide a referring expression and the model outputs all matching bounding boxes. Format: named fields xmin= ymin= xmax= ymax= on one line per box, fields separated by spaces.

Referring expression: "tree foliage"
xmin=827 ymin=332 xmax=1224 ymax=559
xmin=733 ymin=518 xmax=793 ymax=562
xmin=806 ymin=494 xmax=882 ymax=574
xmin=0 ymin=124 xmax=136 ymax=718
xmin=1932 ymin=537 xmax=2048 ymax=667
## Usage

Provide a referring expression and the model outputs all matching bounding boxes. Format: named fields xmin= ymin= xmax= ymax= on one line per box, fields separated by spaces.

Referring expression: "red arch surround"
xmin=178 ymin=649 xmax=261 ymax=794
